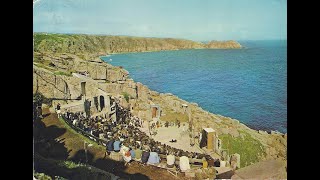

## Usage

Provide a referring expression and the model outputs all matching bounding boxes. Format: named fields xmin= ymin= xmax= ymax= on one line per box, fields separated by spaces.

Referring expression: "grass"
xmin=160 ymin=110 xmax=189 ymax=122
xmin=219 ymin=131 xmax=266 ymax=168
xmin=54 ymin=71 xmax=72 ymax=77
xmin=121 ymin=92 xmax=130 ymax=102
xmin=34 ymin=153 xmax=114 ymax=180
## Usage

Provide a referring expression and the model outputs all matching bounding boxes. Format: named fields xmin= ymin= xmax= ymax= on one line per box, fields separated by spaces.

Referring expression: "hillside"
xmin=33 ymin=33 xmax=241 ymax=60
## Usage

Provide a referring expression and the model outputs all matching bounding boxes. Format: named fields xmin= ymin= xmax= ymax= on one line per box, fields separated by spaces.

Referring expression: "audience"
xmin=62 ymin=102 xmax=215 ymax=171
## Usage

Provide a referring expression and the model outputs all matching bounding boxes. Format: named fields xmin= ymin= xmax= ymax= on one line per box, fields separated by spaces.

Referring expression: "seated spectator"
xmin=147 ymin=151 xmax=160 ymax=165
xmin=179 ymin=156 xmax=191 ymax=172
xmin=143 ymin=143 xmax=151 ymax=152
xmin=166 ymin=152 xmax=175 ymax=168
xmin=134 ymin=145 xmax=143 ymax=161
xmin=113 ymin=139 xmax=121 ymax=152
xmin=73 ymin=119 xmax=77 ymax=126
xmin=141 ymin=150 xmax=150 ymax=164
xmin=214 ymin=159 xmax=221 ymax=167
xmin=130 ymin=147 xmax=136 ymax=160
xmin=202 ymin=157 xmax=208 ymax=169
xmin=123 ymin=149 xmax=132 ymax=166
xmin=206 ymin=155 xmax=215 ymax=167
xmin=120 ymin=143 xmax=129 ymax=155
xmin=106 ymin=139 xmax=115 ymax=156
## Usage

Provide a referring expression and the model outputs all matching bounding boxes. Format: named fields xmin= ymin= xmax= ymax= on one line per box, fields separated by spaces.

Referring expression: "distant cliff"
xmin=33 ymin=33 xmax=241 ymax=59
xmin=206 ymin=40 xmax=242 ymax=49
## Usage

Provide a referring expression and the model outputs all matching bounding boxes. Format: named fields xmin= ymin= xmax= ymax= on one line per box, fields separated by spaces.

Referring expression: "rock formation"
xmin=206 ymin=40 xmax=242 ymax=49
xmin=34 ymin=33 xmax=241 ymax=60
xmin=33 ymin=33 xmax=285 ymax=173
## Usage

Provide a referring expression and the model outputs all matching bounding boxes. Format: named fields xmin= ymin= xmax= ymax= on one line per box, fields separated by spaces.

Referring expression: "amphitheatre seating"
xmin=60 ymin=108 xmax=214 ymax=174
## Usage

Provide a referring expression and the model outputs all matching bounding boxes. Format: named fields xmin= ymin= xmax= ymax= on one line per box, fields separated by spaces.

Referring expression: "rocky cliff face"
xmin=34 ymin=33 xmax=241 ymax=59
xmin=206 ymin=40 xmax=242 ymax=49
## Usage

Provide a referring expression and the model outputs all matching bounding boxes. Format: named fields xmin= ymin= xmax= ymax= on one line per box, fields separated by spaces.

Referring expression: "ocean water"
xmin=102 ymin=40 xmax=287 ymax=133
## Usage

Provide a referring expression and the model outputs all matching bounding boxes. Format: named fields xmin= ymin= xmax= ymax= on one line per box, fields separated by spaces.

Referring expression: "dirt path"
xmin=38 ymin=108 xmax=192 ymax=180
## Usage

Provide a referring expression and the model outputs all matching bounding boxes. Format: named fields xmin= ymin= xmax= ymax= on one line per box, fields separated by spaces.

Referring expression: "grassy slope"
xmin=219 ymin=131 xmax=266 ymax=167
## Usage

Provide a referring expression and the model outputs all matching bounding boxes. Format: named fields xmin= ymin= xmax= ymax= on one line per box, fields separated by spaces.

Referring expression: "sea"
xmin=101 ymin=40 xmax=287 ymax=133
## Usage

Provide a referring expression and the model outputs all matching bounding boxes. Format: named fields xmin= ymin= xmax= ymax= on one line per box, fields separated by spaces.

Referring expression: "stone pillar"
xmin=234 ymin=153 xmax=240 ymax=169
xmin=104 ymin=95 xmax=110 ymax=115
xmin=207 ymin=131 xmax=213 ymax=150
xmin=207 ymin=130 xmax=216 ymax=151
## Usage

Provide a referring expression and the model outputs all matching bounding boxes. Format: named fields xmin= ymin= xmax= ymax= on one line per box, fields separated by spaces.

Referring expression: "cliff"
xmin=34 ymin=33 xmax=241 ymax=60
xmin=33 ymin=34 xmax=285 ymax=173
xmin=206 ymin=40 xmax=242 ymax=49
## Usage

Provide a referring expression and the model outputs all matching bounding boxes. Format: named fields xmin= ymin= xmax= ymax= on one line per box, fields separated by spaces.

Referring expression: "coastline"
xmin=33 ymin=34 xmax=286 ymax=169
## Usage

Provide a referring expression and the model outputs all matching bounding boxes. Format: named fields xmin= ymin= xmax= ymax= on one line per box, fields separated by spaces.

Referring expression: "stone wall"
xmin=33 ymin=66 xmax=70 ymax=101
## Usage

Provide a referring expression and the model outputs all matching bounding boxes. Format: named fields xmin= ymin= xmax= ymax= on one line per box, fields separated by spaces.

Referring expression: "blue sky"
xmin=33 ymin=0 xmax=287 ymax=41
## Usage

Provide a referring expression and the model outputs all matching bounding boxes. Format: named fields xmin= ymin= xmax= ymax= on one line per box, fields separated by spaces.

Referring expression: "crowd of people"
xmin=62 ymin=103 xmax=222 ymax=171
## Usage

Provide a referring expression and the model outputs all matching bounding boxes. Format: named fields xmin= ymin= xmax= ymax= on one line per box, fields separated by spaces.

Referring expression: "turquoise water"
xmin=102 ymin=40 xmax=287 ymax=133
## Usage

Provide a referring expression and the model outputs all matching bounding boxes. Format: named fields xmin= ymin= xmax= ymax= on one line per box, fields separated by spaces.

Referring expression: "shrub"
xmin=121 ymin=92 xmax=130 ymax=102
xmin=33 ymin=92 xmax=52 ymax=106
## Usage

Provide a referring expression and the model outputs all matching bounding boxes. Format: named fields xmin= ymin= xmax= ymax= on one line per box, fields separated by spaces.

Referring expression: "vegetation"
xmin=34 ymin=172 xmax=53 ymax=180
xmin=33 ymin=32 xmax=206 ymax=56
xmin=219 ymin=131 xmax=266 ymax=167
xmin=33 ymin=92 xmax=52 ymax=106
xmin=160 ymin=110 xmax=189 ymax=122
xmin=121 ymin=92 xmax=130 ymax=102
xmin=34 ymin=153 xmax=115 ymax=180
xmin=54 ymin=71 xmax=72 ymax=77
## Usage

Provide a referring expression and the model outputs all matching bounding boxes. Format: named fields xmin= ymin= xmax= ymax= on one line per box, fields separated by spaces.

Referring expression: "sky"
xmin=33 ymin=0 xmax=287 ymax=41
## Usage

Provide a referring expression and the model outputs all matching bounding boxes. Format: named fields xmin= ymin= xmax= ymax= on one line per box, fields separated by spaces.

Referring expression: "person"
xmin=37 ymin=106 xmax=43 ymax=118
xmin=134 ymin=145 xmax=142 ymax=162
xmin=123 ymin=148 xmax=132 ymax=166
xmin=169 ymin=139 xmax=177 ymax=143
xmin=143 ymin=143 xmax=151 ymax=152
xmin=207 ymin=155 xmax=215 ymax=167
xmin=113 ymin=139 xmax=121 ymax=152
xmin=214 ymin=158 xmax=221 ymax=167
xmin=202 ymin=157 xmax=208 ymax=169
xmin=165 ymin=121 xmax=169 ymax=128
xmin=130 ymin=147 xmax=136 ymax=160
xmin=166 ymin=152 xmax=175 ymax=168
xmin=141 ymin=149 xmax=150 ymax=165
xmin=106 ymin=139 xmax=115 ymax=156
xmin=56 ymin=103 xmax=61 ymax=118
xmin=179 ymin=155 xmax=191 ymax=172
xmin=147 ymin=151 xmax=160 ymax=165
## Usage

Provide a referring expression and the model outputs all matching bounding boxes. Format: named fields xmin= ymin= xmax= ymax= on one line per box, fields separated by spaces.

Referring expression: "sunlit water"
xmin=102 ymin=40 xmax=287 ymax=133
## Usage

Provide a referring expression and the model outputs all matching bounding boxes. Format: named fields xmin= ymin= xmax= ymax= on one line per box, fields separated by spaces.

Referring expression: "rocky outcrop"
xmin=34 ymin=33 xmax=242 ymax=59
xmin=206 ymin=40 xmax=242 ymax=49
